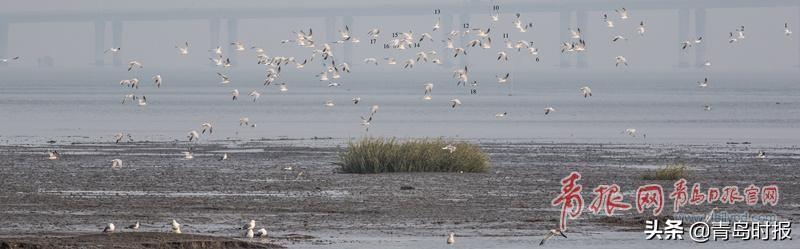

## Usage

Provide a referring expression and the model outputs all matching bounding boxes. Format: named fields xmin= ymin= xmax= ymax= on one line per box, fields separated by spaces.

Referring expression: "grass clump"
xmin=641 ymin=164 xmax=690 ymax=180
xmin=337 ymin=137 xmax=491 ymax=174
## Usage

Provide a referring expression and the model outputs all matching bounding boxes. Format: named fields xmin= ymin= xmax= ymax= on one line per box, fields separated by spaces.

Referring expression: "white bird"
xmin=384 ymin=57 xmax=397 ymax=65
xmin=403 ymin=59 xmax=415 ymax=69
xmin=255 ymin=228 xmax=268 ymax=237
xmin=249 ymin=90 xmax=261 ymax=102
xmin=245 ymin=228 xmax=254 ymax=239
xmin=183 ymin=151 xmax=194 ymax=160
xmin=539 ymin=229 xmax=567 ymax=246
xmin=612 ymin=35 xmax=627 ymax=42
xmin=111 ymin=159 xmax=123 ymax=168
xmin=127 ymin=61 xmax=142 ymax=71
xmin=279 ymin=83 xmax=288 ymax=92
xmin=153 ymin=75 xmax=162 ymax=88
xmin=450 ymin=99 xmax=462 ymax=108
xmin=615 ymin=8 xmax=629 ymax=19
xmin=580 ymin=86 xmax=592 ymax=98
xmin=103 ymin=48 xmax=121 ymax=54
xmin=497 ymin=51 xmax=509 ymax=61
xmin=325 ymin=100 xmax=335 ymax=107
xmin=496 ymin=73 xmax=510 ymax=83
xmin=698 ymin=78 xmax=709 ymax=88
xmin=103 ymin=223 xmax=115 ymax=233
xmin=443 ymin=144 xmax=457 ymax=153
xmin=544 ymin=106 xmax=555 ymax=115
xmin=352 ymin=97 xmax=361 ymax=104
xmin=126 ymin=222 xmax=139 ymax=231
xmin=231 ymin=89 xmax=239 ymax=101
xmin=703 ymin=60 xmax=712 ymax=67
xmin=137 ymin=96 xmax=147 ymax=107
xmin=201 ymin=122 xmax=213 ymax=134
xmin=636 ymin=21 xmax=646 ymax=35
xmin=603 ymin=14 xmax=615 ymax=28
xmin=241 ymin=220 xmax=256 ymax=230
xmin=188 ymin=130 xmax=200 ymax=142
xmin=728 ymin=32 xmax=739 ymax=43
xmin=371 ymin=105 xmax=379 ymax=115
xmin=328 ymin=82 xmax=341 ymax=87
xmin=210 ymin=46 xmax=222 ymax=55
xmin=615 ymin=56 xmax=628 ymax=67
xmin=704 ymin=105 xmax=712 ymax=111
xmin=239 ymin=117 xmax=252 ymax=127
xmin=367 ymin=28 xmax=380 ymax=38
xmin=624 ymin=128 xmax=637 ymax=137
xmin=569 ymin=28 xmax=581 ymax=39
xmin=681 ymin=40 xmax=693 ymax=50
xmin=231 ymin=41 xmax=246 ymax=51
xmin=785 ymin=22 xmax=792 ymax=36
xmin=221 ymin=153 xmax=228 ymax=161
xmin=217 ymin=73 xmax=231 ymax=84
xmin=363 ymin=57 xmax=378 ymax=65
xmin=757 ymin=151 xmax=766 ymax=159
xmin=495 ymin=112 xmax=508 ymax=117
xmin=171 ymin=219 xmax=182 ymax=234
xmin=47 ymin=151 xmax=60 ymax=160
xmin=175 ymin=41 xmax=189 ymax=55
xmin=1 ymin=56 xmax=20 ymax=63
xmin=447 ymin=232 xmax=455 ymax=244
xmin=114 ymin=133 xmax=132 ymax=144
xmin=424 ymin=83 xmax=434 ymax=95
xmin=433 ymin=17 xmax=441 ymax=31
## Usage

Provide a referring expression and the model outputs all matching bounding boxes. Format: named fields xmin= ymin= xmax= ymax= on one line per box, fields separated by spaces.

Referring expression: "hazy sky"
xmin=1 ymin=0 xmax=798 ymax=71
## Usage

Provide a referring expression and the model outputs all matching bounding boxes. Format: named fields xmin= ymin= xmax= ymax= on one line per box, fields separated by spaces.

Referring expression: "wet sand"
xmin=0 ymin=138 xmax=798 ymax=248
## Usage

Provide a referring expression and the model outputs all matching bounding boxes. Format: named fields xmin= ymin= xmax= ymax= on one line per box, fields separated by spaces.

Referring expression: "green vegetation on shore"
xmin=642 ymin=164 xmax=689 ymax=180
xmin=337 ymin=137 xmax=491 ymax=173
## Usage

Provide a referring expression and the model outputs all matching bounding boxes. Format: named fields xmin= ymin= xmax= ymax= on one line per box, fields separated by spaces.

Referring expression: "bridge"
xmin=0 ymin=0 xmax=798 ymax=68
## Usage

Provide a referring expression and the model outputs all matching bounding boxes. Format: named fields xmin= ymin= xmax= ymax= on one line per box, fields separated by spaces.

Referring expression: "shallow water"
xmin=1 ymin=69 xmax=799 ymax=145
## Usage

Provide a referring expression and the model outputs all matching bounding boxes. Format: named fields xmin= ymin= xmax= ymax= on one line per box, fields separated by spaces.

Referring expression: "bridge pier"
xmin=677 ymin=8 xmax=690 ymax=68
xmin=342 ymin=16 xmax=354 ymax=64
xmin=0 ymin=21 xmax=8 ymax=67
xmin=456 ymin=12 xmax=469 ymax=68
xmin=94 ymin=20 xmax=106 ymax=67
xmin=694 ymin=8 xmax=706 ymax=68
xmin=559 ymin=11 xmax=571 ymax=68
xmin=439 ymin=13 xmax=454 ymax=67
xmin=576 ymin=10 xmax=588 ymax=68
xmin=226 ymin=18 xmax=239 ymax=66
xmin=208 ymin=18 xmax=221 ymax=66
xmin=325 ymin=16 xmax=336 ymax=60
xmin=111 ymin=20 xmax=123 ymax=67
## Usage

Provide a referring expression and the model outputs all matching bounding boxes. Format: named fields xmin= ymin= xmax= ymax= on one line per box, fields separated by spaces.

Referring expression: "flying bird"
xmin=539 ymin=229 xmax=567 ymax=246
xmin=249 ymin=90 xmax=261 ymax=102
xmin=544 ymin=106 xmax=555 ymax=115
xmin=450 ymin=99 xmax=462 ymax=108
xmin=1 ymin=56 xmax=20 ymax=63
xmin=580 ymin=86 xmax=592 ymax=98
xmin=175 ymin=41 xmax=189 ymax=55
xmin=188 ymin=130 xmax=200 ymax=142
xmin=127 ymin=61 xmax=142 ymax=71
xmin=201 ymin=123 xmax=213 ymax=134
xmin=615 ymin=56 xmax=628 ymax=67
xmin=231 ymin=89 xmax=239 ymax=100
xmin=153 ymin=75 xmax=162 ymax=88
